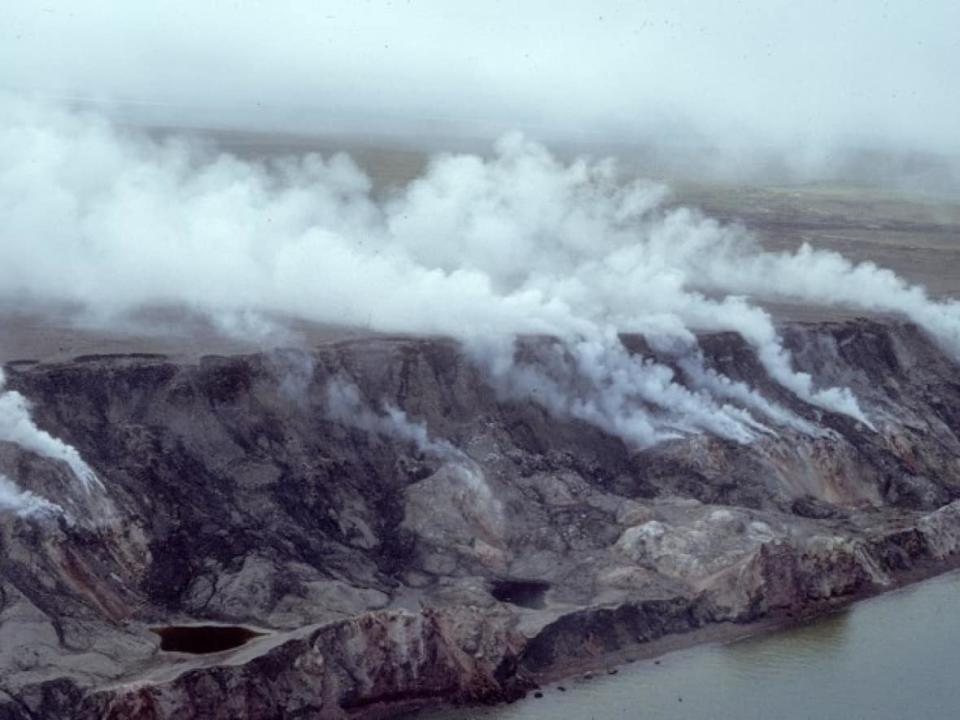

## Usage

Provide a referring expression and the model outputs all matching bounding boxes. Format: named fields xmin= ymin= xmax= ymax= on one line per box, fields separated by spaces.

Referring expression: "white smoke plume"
xmin=324 ymin=376 xmax=461 ymax=460
xmin=0 ymin=473 xmax=63 ymax=518
xmin=675 ymin=354 xmax=819 ymax=436
xmin=3 ymin=95 xmax=960 ymax=445
xmin=0 ymin=367 xmax=102 ymax=491
xmin=484 ymin=333 xmax=770 ymax=446
xmin=323 ymin=376 xmax=502 ymax=523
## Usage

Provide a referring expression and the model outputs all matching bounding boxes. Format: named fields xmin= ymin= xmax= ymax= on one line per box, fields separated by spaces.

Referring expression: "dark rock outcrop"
xmin=4 ymin=319 xmax=960 ymax=718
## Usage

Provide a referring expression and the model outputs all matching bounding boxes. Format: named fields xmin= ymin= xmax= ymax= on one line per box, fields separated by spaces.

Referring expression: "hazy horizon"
xmin=4 ymin=2 xmax=959 ymax=167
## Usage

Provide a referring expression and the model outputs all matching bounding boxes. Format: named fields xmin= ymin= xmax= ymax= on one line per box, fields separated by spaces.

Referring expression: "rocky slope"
xmin=3 ymin=318 xmax=960 ymax=718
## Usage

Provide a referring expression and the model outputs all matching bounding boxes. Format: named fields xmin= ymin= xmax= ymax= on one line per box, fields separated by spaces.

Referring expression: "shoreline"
xmin=402 ymin=550 xmax=960 ymax=719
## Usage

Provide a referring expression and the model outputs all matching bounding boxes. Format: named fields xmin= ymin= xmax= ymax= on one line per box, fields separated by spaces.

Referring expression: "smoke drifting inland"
xmin=0 ymin=473 xmax=63 ymax=518
xmin=3 ymin=96 xmax=960 ymax=448
xmin=324 ymin=375 xmax=462 ymax=461
xmin=0 ymin=368 xmax=101 ymax=490
xmin=0 ymin=365 xmax=103 ymax=517
xmin=324 ymin=375 xmax=502 ymax=523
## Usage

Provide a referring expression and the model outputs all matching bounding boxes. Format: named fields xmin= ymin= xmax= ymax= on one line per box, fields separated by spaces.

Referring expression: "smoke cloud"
xmin=0 ymin=366 xmax=102 ymax=491
xmin=324 ymin=376 xmax=460 ymax=460
xmin=324 ymin=376 xmax=502 ymax=525
xmin=3 ymin=97 xmax=960 ymax=446
xmin=0 ymin=473 xmax=63 ymax=518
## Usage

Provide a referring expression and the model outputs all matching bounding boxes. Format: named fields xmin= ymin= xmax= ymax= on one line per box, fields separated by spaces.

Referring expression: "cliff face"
xmin=4 ymin=319 xmax=960 ymax=719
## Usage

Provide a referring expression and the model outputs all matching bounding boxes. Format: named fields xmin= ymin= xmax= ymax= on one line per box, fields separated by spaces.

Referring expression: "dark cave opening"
xmin=152 ymin=625 xmax=263 ymax=654
xmin=490 ymin=579 xmax=551 ymax=609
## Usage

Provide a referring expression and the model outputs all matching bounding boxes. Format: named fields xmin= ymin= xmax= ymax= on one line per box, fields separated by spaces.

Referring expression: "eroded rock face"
xmin=4 ymin=319 xmax=960 ymax=718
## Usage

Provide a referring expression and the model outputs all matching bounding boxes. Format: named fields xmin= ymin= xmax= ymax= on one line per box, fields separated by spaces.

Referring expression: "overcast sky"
xmin=2 ymin=1 xmax=958 ymax=153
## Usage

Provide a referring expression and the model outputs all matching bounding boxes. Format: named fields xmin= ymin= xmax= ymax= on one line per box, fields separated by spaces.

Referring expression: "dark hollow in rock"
xmin=490 ymin=579 xmax=551 ymax=609
xmin=152 ymin=625 xmax=263 ymax=655
xmin=791 ymin=495 xmax=847 ymax=520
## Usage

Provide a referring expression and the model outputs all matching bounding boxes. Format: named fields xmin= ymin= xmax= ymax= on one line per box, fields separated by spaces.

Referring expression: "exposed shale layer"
xmin=4 ymin=318 xmax=960 ymax=718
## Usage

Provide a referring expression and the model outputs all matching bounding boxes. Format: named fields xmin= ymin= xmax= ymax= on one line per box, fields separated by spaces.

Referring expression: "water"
xmin=419 ymin=569 xmax=960 ymax=720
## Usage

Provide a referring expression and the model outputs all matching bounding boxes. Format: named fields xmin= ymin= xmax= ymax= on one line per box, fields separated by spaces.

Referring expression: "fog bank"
xmin=4 ymin=97 xmax=960 ymax=450
xmin=2 ymin=1 xmax=958 ymax=171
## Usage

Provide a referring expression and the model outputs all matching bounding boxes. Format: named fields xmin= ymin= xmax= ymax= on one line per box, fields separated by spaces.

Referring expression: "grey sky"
xmin=2 ymin=1 xmax=958 ymax=153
